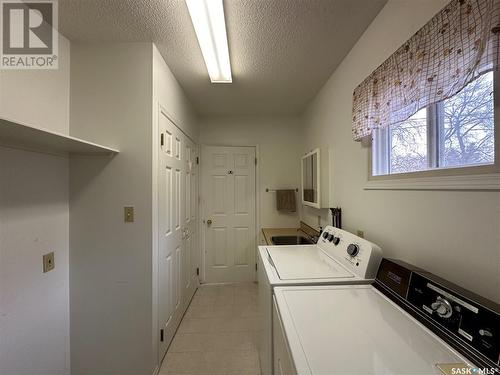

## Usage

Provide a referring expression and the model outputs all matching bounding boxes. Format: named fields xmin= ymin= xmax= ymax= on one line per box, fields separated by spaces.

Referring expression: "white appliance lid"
xmin=266 ymin=246 xmax=354 ymax=280
xmin=275 ymin=285 xmax=469 ymax=374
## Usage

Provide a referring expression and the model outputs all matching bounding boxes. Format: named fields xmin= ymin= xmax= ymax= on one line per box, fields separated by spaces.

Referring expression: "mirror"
xmin=301 ymin=149 xmax=320 ymax=208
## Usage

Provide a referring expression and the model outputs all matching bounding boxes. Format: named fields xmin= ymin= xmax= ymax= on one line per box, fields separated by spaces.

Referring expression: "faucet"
xmin=308 ymin=233 xmax=320 ymax=243
xmin=297 ymin=227 xmax=321 ymax=243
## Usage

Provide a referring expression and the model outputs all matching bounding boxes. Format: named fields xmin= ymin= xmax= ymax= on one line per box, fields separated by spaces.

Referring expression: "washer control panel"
xmin=317 ymin=226 xmax=382 ymax=279
xmin=407 ymin=271 xmax=499 ymax=365
xmin=376 ymin=259 xmax=500 ymax=369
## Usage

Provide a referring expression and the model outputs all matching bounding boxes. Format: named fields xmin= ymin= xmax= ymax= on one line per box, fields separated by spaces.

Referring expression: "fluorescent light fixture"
xmin=186 ymin=0 xmax=232 ymax=83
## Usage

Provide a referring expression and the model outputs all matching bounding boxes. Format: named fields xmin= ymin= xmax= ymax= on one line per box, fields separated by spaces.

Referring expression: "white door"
xmin=182 ymin=137 xmax=198 ymax=309
xmin=201 ymin=146 xmax=256 ymax=283
xmin=158 ymin=110 xmax=198 ymax=359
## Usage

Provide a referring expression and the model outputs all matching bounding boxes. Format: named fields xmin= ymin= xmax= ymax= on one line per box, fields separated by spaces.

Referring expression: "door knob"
xmin=207 ymin=219 xmax=212 ymax=225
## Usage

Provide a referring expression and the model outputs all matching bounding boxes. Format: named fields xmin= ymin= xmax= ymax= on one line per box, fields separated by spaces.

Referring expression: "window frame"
xmin=366 ymin=71 xmax=500 ymax=190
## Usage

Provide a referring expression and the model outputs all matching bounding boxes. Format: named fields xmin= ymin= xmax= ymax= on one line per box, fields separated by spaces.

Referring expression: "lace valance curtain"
xmin=352 ymin=0 xmax=500 ymax=141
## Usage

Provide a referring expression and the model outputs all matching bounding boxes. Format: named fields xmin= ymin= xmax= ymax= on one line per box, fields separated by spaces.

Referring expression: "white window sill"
xmin=364 ymin=173 xmax=500 ymax=191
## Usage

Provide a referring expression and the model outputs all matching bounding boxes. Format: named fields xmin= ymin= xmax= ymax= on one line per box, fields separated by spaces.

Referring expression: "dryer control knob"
xmin=431 ymin=298 xmax=453 ymax=318
xmin=347 ymin=244 xmax=359 ymax=257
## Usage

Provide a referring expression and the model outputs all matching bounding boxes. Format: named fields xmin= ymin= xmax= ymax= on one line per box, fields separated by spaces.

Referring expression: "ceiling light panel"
xmin=186 ymin=0 xmax=232 ymax=83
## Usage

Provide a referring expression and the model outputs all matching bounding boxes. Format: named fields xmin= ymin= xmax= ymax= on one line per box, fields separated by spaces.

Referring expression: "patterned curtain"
xmin=352 ymin=0 xmax=500 ymax=141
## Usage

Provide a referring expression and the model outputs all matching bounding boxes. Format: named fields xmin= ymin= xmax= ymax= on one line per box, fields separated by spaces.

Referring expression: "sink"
xmin=271 ymin=235 xmax=314 ymax=245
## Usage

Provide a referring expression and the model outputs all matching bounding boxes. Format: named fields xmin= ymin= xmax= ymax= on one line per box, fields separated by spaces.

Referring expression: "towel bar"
xmin=266 ymin=188 xmax=299 ymax=192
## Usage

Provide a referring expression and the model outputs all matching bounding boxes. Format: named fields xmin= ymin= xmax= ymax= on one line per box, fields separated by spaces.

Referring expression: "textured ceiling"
xmin=58 ymin=0 xmax=387 ymax=116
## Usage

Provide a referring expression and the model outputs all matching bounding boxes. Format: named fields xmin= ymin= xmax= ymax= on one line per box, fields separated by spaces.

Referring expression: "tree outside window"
xmin=373 ymin=71 xmax=495 ymax=176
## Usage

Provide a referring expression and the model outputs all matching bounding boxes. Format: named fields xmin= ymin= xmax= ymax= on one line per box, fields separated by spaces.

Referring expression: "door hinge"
xmin=255 ymin=157 xmax=257 ymax=165
xmin=255 ymin=263 xmax=257 ymax=271
xmin=160 ymin=133 xmax=164 ymax=146
xmin=160 ymin=329 xmax=164 ymax=342
xmin=196 ymin=156 xmax=199 ymax=165
xmin=196 ymin=267 xmax=200 ymax=276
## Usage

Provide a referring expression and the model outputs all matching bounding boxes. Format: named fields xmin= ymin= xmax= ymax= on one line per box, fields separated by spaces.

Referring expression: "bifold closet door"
xmin=182 ymin=137 xmax=197 ymax=310
xmin=157 ymin=109 xmax=197 ymax=359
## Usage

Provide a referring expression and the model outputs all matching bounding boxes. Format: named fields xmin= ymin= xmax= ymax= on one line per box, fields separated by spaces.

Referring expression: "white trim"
xmin=364 ymin=173 xmax=500 ymax=190
xmin=200 ymin=145 xmax=207 ymax=284
xmin=254 ymin=144 xmax=261 ymax=283
xmin=152 ymin=101 xmax=160 ymax=369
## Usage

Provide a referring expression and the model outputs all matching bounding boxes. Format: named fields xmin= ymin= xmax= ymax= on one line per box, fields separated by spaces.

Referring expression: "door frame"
xmin=199 ymin=143 xmax=260 ymax=284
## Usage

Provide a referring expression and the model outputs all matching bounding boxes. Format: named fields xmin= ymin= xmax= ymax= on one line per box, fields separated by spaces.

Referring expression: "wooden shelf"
xmin=0 ymin=117 xmax=119 ymax=156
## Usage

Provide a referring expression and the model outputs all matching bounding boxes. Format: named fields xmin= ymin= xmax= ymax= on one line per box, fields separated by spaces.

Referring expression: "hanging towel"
xmin=276 ymin=190 xmax=296 ymax=212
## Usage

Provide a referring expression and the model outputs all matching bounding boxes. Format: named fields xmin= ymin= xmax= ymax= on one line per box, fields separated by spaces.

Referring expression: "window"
xmin=372 ymin=72 xmax=496 ymax=177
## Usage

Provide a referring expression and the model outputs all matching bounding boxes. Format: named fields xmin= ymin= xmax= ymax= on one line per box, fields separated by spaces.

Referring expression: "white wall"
xmin=301 ymin=0 xmax=500 ymax=303
xmin=0 ymin=35 xmax=71 ymax=375
xmin=199 ymin=116 xmax=302 ymax=229
xmin=153 ymin=45 xmax=199 ymax=142
xmin=69 ymin=42 xmax=154 ymax=375
xmin=69 ymin=42 xmax=199 ymax=375
xmin=0 ymin=36 xmax=71 ymax=134
xmin=0 ymin=148 xmax=70 ymax=375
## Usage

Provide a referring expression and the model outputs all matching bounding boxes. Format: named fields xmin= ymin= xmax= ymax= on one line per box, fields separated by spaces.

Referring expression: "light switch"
xmin=124 ymin=206 xmax=134 ymax=223
xmin=43 ymin=252 xmax=55 ymax=273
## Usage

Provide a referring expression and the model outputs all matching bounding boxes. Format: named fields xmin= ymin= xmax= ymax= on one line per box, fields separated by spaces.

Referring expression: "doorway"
xmin=201 ymin=145 xmax=257 ymax=283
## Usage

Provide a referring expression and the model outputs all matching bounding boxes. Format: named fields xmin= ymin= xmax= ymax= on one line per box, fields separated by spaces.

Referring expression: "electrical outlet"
xmin=124 ymin=206 xmax=134 ymax=223
xmin=357 ymin=230 xmax=365 ymax=238
xmin=43 ymin=252 xmax=55 ymax=273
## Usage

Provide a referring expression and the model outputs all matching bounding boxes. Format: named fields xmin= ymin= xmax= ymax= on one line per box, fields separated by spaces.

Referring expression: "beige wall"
xmin=199 ymin=116 xmax=302 ymax=229
xmin=301 ymin=0 xmax=500 ymax=303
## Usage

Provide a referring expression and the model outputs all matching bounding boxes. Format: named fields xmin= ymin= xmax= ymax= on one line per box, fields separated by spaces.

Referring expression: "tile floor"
xmin=159 ymin=282 xmax=261 ymax=375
